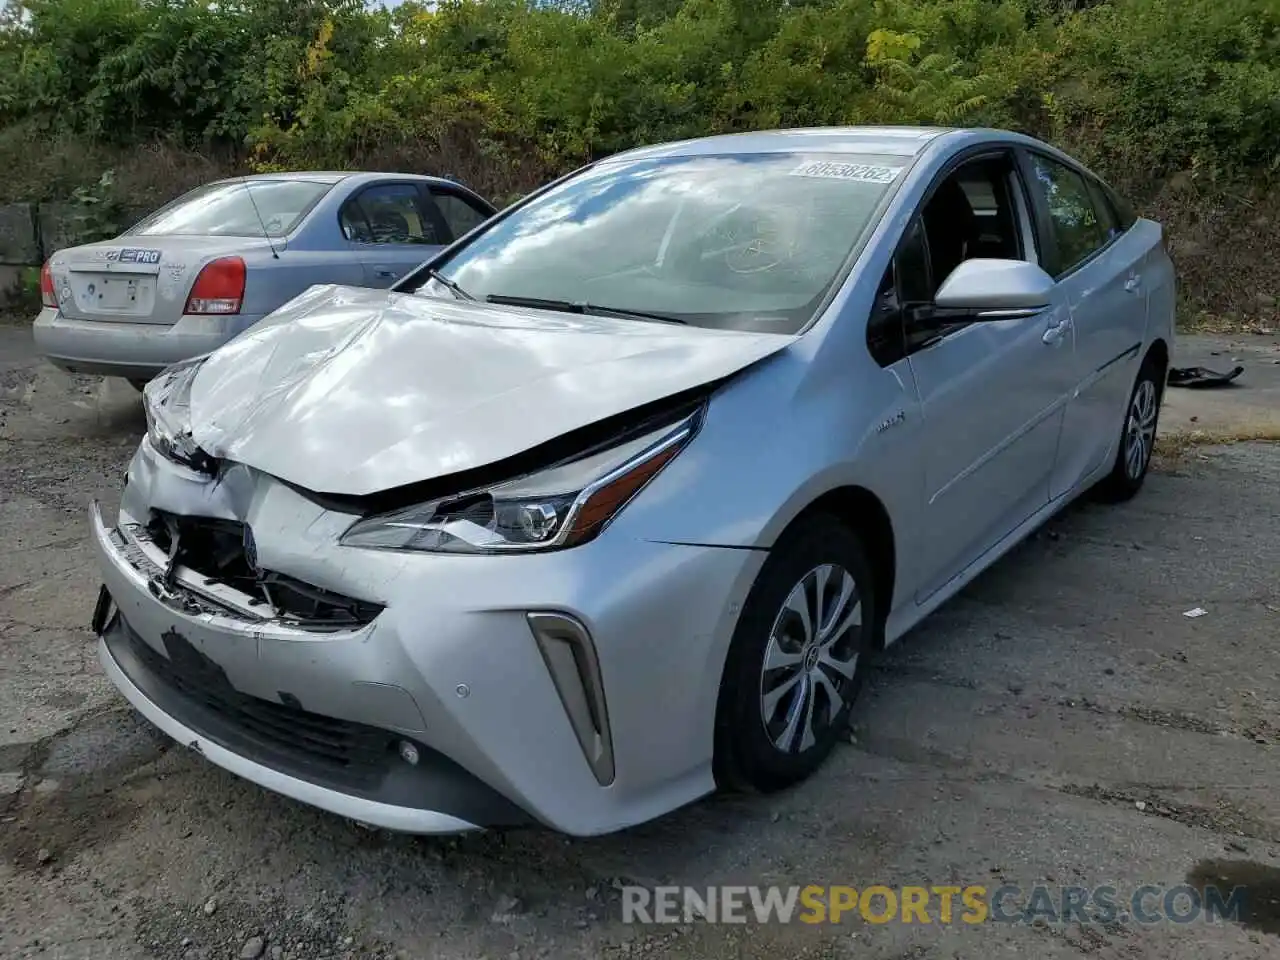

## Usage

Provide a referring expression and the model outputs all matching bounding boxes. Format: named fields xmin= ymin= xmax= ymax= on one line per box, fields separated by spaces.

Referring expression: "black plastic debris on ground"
xmin=1168 ymin=365 xmax=1245 ymax=388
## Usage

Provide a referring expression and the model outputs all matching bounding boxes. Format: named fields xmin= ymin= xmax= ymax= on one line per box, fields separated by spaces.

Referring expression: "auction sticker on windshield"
xmin=789 ymin=161 xmax=903 ymax=184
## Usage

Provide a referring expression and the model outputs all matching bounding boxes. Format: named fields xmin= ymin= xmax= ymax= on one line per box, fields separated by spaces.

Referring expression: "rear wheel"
xmin=714 ymin=513 xmax=876 ymax=793
xmin=1095 ymin=354 xmax=1163 ymax=502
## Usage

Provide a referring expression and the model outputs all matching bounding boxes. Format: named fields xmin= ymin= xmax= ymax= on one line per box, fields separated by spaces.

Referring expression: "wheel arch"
xmin=772 ymin=484 xmax=897 ymax=650
xmin=1146 ymin=337 xmax=1170 ymax=387
xmin=709 ymin=482 xmax=899 ymax=791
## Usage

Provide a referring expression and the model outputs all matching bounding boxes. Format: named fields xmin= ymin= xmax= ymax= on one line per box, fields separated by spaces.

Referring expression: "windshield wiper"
xmin=484 ymin=294 xmax=686 ymax=325
xmin=426 ymin=269 xmax=475 ymax=301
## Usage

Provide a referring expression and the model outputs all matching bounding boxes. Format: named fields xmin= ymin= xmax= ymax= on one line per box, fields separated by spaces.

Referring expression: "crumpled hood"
xmin=189 ymin=284 xmax=796 ymax=496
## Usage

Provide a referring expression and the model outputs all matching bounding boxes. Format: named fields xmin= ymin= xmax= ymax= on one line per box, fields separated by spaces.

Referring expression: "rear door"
xmin=1018 ymin=151 xmax=1153 ymax=498
xmin=339 ymin=182 xmax=448 ymax=287
xmin=904 ymin=149 xmax=1077 ymax=601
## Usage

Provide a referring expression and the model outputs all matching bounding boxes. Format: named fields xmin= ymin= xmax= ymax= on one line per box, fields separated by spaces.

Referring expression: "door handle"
xmin=1124 ymin=274 xmax=1142 ymax=293
xmin=376 ymin=268 xmax=400 ymax=279
xmin=1042 ymin=315 xmax=1071 ymax=345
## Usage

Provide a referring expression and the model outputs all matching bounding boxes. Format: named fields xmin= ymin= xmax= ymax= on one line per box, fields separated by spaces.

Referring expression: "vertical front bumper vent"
xmin=527 ymin=612 xmax=615 ymax=786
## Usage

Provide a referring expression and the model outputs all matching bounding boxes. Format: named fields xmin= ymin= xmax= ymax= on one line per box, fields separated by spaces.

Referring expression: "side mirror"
xmin=933 ymin=259 xmax=1055 ymax=314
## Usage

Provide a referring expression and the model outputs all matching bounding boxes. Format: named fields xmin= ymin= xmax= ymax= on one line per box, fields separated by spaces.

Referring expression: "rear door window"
xmin=340 ymin=184 xmax=443 ymax=245
xmin=1024 ymin=154 xmax=1110 ymax=275
xmin=430 ymin=190 xmax=492 ymax=241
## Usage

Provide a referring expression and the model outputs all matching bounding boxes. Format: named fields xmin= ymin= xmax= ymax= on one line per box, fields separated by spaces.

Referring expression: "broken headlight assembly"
xmin=340 ymin=409 xmax=701 ymax=554
xmin=142 ymin=356 xmax=208 ymax=468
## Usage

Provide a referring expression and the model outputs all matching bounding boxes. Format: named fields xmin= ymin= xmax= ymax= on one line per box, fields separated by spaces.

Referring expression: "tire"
xmin=713 ymin=513 xmax=877 ymax=794
xmin=127 ymin=378 xmax=150 ymax=393
xmin=1094 ymin=353 xmax=1164 ymax=503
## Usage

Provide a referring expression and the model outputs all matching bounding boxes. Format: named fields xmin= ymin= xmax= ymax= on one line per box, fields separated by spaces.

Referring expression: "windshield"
xmin=127 ymin=179 xmax=334 ymax=238
xmin=419 ymin=152 xmax=905 ymax=332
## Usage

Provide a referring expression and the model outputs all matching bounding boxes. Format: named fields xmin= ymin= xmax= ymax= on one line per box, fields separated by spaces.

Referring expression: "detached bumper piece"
xmin=1167 ymin=365 xmax=1244 ymax=389
xmin=99 ymin=610 xmax=534 ymax=831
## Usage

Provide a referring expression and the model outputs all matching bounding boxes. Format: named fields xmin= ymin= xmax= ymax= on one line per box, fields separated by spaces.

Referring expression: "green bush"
xmin=1045 ymin=0 xmax=1280 ymax=182
xmin=0 ymin=0 xmax=1276 ymax=198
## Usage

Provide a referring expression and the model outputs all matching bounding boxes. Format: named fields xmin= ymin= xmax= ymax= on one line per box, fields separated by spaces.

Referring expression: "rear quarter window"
xmin=1103 ymin=182 xmax=1138 ymax=231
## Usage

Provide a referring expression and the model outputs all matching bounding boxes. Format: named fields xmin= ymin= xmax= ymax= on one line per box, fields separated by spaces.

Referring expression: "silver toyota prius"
xmin=90 ymin=126 xmax=1175 ymax=836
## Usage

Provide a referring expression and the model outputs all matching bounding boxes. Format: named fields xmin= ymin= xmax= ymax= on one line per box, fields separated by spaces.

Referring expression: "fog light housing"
xmin=527 ymin=612 xmax=615 ymax=786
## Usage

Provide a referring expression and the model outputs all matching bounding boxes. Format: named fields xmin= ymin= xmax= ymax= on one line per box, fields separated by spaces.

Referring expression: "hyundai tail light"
xmin=39 ymin=261 xmax=56 ymax=308
xmin=184 ymin=257 xmax=246 ymax=315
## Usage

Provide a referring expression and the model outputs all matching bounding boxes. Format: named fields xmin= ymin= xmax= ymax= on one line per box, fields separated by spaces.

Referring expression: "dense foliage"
xmin=0 ymin=0 xmax=1277 ymax=205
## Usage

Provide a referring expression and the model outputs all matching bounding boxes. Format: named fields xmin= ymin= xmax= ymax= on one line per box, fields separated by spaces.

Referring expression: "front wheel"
xmin=714 ymin=514 xmax=876 ymax=793
xmin=1094 ymin=355 xmax=1163 ymax=503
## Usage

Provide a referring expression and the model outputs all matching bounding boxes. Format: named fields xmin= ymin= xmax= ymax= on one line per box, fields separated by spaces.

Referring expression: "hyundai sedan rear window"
xmin=423 ymin=152 xmax=905 ymax=333
xmin=128 ymin=180 xmax=334 ymax=238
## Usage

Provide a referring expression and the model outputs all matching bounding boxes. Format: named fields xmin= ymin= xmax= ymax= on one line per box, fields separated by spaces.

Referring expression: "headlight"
xmin=142 ymin=356 xmax=207 ymax=467
xmin=340 ymin=409 xmax=701 ymax=554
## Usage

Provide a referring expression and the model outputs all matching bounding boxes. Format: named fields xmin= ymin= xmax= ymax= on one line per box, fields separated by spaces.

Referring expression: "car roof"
xmin=207 ymin=171 xmax=471 ymax=189
xmin=609 ymin=126 xmax=956 ymax=162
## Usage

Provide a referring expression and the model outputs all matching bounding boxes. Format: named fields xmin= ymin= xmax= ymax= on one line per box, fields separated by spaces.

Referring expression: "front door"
xmin=902 ymin=152 xmax=1077 ymax=602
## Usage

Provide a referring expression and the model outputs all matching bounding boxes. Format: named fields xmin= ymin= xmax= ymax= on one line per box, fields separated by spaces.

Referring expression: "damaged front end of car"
xmin=118 ymin=354 xmax=389 ymax=631
xmin=87 ymin=269 xmax=808 ymax=833
xmin=140 ymin=356 xmax=217 ymax=475
xmin=89 ymin=349 xmax=730 ymax=833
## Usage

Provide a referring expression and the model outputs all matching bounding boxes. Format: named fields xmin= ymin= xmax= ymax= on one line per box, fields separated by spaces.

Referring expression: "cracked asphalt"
xmin=2 ymin=319 xmax=1279 ymax=960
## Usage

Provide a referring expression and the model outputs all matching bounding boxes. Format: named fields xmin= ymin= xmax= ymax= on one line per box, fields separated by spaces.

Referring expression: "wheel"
xmin=1094 ymin=354 xmax=1164 ymax=503
xmin=714 ymin=513 xmax=876 ymax=793
xmin=127 ymin=378 xmax=150 ymax=393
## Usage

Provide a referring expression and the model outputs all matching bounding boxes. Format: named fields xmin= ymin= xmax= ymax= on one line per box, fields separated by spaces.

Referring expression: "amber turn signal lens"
xmin=562 ymin=443 xmax=684 ymax=546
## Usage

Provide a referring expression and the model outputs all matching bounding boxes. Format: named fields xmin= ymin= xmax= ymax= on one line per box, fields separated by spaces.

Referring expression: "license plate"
xmin=117 ymin=248 xmax=161 ymax=265
xmin=93 ymin=277 xmax=139 ymax=309
xmin=72 ymin=271 xmax=157 ymax=315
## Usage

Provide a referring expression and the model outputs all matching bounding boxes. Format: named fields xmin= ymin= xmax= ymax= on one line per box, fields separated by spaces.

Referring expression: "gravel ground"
xmin=2 ymin=320 xmax=1280 ymax=960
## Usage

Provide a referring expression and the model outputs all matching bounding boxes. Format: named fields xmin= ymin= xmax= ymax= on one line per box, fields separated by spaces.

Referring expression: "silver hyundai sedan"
xmin=34 ymin=172 xmax=495 ymax=389
xmin=90 ymin=126 xmax=1175 ymax=836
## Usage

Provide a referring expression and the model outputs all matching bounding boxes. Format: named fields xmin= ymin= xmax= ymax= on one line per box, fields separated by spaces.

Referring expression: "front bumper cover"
xmin=89 ymin=501 xmax=531 ymax=833
xmin=90 ymin=438 xmax=763 ymax=835
xmin=99 ymin=617 xmax=500 ymax=833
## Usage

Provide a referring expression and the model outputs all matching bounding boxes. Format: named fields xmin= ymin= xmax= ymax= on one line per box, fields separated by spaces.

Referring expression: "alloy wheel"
xmin=759 ymin=563 xmax=862 ymax=754
xmin=1125 ymin=378 xmax=1158 ymax=480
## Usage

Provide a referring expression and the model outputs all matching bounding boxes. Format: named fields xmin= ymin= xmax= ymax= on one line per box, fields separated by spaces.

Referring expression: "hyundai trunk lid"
xmin=47 ymin=237 xmax=278 ymax=325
